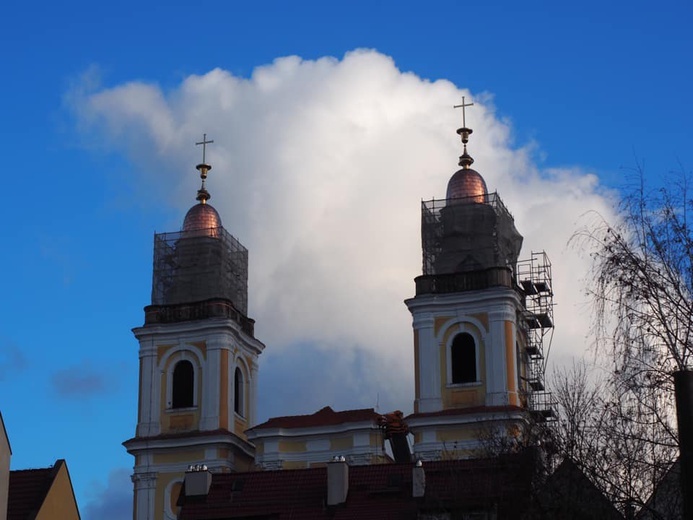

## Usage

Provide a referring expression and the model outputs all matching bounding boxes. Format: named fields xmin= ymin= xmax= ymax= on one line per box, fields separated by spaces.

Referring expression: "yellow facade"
xmin=153 ymin=449 xmax=206 ymax=465
xmin=169 ymin=482 xmax=182 ymax=518
xmin=330 ymin=436 xmax=354 ymax=451
xmin=157 ymin=344 xmax=206 ymax=434
xmin=434 ymin=316 xmax=452 ymax=335
xmin=35 ymin=462 xmax=80 ymax=520
xmin=155 ymin=473 xmax=180 ymax=520
xmin=278 ymin=440 xmax=307 ymax=453
xmin=283 ymin=460 xmax=307 ymax=470
xmin=440 ymin=320 xmax=488 ymax=409
xmin=234 ymin=415 xmax=248 ymax=439
xmin=436 ymin=427 xmax=478 ymax=442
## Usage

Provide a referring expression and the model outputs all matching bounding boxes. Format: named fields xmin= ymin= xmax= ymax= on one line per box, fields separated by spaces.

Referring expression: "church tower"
xmin=124 ymin=137 xmax=265 ymax=520
xmin=405 ymin=100 xmax=554 ymax=460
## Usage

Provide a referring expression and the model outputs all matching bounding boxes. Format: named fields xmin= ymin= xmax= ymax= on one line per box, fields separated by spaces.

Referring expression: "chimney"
xmin=184 ymin=464 xmax=212 ymax=497
xmin=326 ymin=456 xmax=349 ymax=506
xmin=412 ymin=460 xmax=425 ymax=498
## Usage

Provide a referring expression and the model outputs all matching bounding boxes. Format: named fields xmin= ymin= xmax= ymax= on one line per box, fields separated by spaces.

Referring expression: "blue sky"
xmin=1 ymin=1 xmax=692 ymax=517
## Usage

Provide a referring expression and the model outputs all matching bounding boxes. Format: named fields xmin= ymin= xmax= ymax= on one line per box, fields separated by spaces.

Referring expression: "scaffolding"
xmin=421 ymin=193 xmax=523 ymax=276
xmin=151 ymin=227 xmax=249 ymax=316
xmin=516 ymin=251 xmax=556 ymax=421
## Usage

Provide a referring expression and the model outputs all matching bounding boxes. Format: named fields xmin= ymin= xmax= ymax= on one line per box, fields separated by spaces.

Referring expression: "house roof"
xmin=249 ymin=406 xmax=381 ymax=431
xmin=178 ymin=451 xmax=537 ymax=520
xmin=535 ymin=458 xmax=624 ymax=520
xmin=7 ymin=460 xmax=64 ymax=520
xmin=636 ymin=459 xmax=683 ymax=520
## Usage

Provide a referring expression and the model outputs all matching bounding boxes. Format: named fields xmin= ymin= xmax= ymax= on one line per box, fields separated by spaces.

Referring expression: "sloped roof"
xmin=178 ymin=451 xmax=536 ymax=520
xmin=535 ymin=458 xmax=623 ymax=520
xmin=250 ymin=406 xmax=381 ymax=431
xmin=7 ymin=460 xmax=63 ymax=520
xmin=636 ymin=459 xmax=683 ymax=520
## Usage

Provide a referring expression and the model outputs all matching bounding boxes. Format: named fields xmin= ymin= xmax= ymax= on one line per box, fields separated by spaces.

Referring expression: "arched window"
xmin=172 ymin=360 xmax=194 ymax=408
xmin=234 ymin=367 xmax=244 ymax=416
xmin=451 ymin=333 xmax=477 ymax=384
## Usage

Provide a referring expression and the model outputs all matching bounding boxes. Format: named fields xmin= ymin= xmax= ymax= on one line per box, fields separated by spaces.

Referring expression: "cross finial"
xmin=453 ymin=97 xmax=475 ymax=169
xmin=194 ymin=134 xmax=214 ymax=204
xmin=195 ymin=133 xmax=214 ymax=165
xmin=453 ymin=96 xmax=474 ymax=129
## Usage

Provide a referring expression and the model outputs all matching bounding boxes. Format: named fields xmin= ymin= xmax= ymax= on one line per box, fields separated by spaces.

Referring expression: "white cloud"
xmin=70 ymin=49 xmax=617 ymax=417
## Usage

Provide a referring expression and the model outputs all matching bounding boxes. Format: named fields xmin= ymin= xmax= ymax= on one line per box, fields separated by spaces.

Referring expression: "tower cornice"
xmin=133 ymin=316 xmax=266 ymax=356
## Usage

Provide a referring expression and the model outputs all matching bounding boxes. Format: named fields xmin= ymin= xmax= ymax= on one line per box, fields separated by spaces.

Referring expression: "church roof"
xmin=446 ymin=167 xmax=488 ymax=201
xmin=250 ymin=406 xmax=381 ymax=431
xmin=183 ymin=203 xmax=223 ymax=232
xmin=177 ymin=452 xmax=536 ymax=520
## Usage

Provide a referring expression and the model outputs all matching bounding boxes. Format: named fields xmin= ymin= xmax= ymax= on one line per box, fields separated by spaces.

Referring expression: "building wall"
xmin=0 ymin=414 xmax=10 ymax=520
xmin=251 ymin=427 xmax=388 ymax=470
xmin=408 ymin=289 xmax=522 ymax=414
xmin=35 ymin=462 xmax=80 ymax=520
xmin=129 ymin=319 xmax=264 ymax=520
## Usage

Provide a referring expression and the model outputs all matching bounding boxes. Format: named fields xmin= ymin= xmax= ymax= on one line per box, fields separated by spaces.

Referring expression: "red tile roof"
xmin=178 ymin=451 xmax=536 ymax=520
xmin=250 ymin=406 xmax=381 ymax=431
xmin=7 ymin=460 xmax=62 ymax=520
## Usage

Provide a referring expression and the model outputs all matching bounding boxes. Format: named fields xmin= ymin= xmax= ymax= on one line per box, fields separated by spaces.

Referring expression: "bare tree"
xmin=571 ymin=168 xmax=693 ymax=518
xmin=550 ymin=361 xmax=679 ymax=518
xmin=580 ymin=169 xmax=693 ymax=372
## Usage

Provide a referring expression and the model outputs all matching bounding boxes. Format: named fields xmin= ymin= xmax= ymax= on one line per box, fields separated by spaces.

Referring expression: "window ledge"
xmin=166 ymin=406 xmax=198 ymax=414
xmin=447 ymin=381 xmax=483 ymax=389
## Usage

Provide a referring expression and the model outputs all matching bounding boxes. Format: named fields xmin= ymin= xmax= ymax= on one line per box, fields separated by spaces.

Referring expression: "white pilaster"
xmin=249 ymin=359 xmax=259 ymax=426
xmin=132 ymin=471 xmax=157 ymax=520
xmin=137 ymin=344 xmax=159 ymax=438
xmin=413 ymin=313 xmax=443 ymax=413
xmin=201 ymin=335 xmax=222 ymax=430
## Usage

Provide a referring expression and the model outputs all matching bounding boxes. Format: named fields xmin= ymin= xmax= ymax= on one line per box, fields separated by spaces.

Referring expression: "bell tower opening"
xmin=171 ymin=360 xmax=194 ymax=409
xmin=234 ymin=367 xmax=244 ymax=417
xmin=450 ymin=333 xmax=476 ymax=384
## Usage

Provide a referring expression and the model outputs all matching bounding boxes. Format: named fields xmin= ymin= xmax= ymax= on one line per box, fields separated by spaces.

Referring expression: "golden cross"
xmin=195 ymin=133 xmax=214 ymax=164
xmin=453 ymin=96 xmax=474 ymax=128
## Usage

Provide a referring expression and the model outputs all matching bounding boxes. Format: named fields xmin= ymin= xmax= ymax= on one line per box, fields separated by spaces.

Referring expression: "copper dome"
xmin=182 ymin=203 xmax=222 ymax=236
xmin=446 ymin=168 xmax=488 ymax=203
